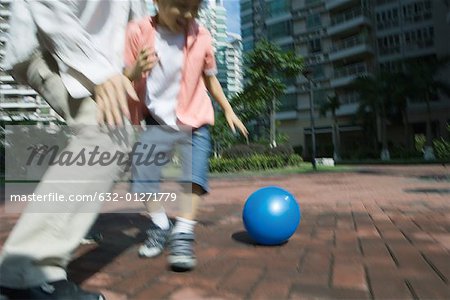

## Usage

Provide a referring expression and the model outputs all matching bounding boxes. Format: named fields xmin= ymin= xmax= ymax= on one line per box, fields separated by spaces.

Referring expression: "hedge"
xmin=209 ymin=154 xmax=303 ymax=173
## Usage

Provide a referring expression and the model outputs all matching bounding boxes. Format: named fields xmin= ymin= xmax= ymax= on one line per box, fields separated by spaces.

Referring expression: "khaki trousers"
xmin=0 ymin=53 xmax=134 ymax=288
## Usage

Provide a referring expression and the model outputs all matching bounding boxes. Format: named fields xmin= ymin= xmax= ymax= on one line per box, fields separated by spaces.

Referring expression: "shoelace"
xmin=170 ymin=233 xmax=194 ymax=256
xmin=145 ymin=227 xmax=170 ymax=248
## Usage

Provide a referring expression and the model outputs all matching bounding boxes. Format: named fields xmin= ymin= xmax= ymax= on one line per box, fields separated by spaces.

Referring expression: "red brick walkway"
xmin=1 ymin=165 xmax=450 ymax=299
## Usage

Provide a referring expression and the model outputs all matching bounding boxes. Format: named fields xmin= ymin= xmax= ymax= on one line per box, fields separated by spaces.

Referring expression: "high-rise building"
xmin=224 ymin=33 xmax=244 ymax=97
xmin=240 ymin=0 xmax=450 ymax=158
xmin=198 ymin=0 xmax=232 ymax=97
xmin=0 ymin=0 xmax=62 ymax=125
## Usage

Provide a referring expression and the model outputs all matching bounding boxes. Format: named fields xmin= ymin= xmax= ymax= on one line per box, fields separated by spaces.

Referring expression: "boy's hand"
xmin=224 ymin=109 xmax=249 ymax=138
xmin=125 ymin=48 xmax=159 ymax=81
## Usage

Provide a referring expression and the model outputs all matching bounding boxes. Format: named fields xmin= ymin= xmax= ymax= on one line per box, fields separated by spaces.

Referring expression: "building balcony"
xmin=329 ymin=35 xmax=374 ymax=61
xmin=0 ymin=88 xmax=38 ymax=96
xmin=336 ymin=103 xmax=359 ymax=116
xmin=328 ymin=8 xmax=371 ymax=36
xmin=0 ymin=102 xmax=47 ymax=109
xmin=0 ymin=75 xmax=13 ymax=82
xmin=276 ymin=93 xmax=297 ymax=119
xmin=325 ymin=0 xmax=355 ymax=10
xmin=0 ymin=9 xmax=10 ymax=17
xmin=330 ymin=62 xmax=370 ymax=88
xmin=276 ymin=111 xmax=297 ymax=120
xmin=266 ymin=12 xmax=292 ymax=26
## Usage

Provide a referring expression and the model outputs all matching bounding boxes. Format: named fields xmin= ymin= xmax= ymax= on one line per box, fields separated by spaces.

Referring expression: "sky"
xmin=223 ymin=0 xmax=241 ymax=35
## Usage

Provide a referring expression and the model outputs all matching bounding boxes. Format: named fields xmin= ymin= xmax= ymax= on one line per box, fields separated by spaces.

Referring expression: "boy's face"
xmin=155 ymin=0 xmax=202 ymax=33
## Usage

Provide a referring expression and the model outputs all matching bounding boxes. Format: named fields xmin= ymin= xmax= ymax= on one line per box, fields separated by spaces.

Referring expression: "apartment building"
xmin=198 ymin=0 xmax=230 ymax=96
xmin=241 ymin=0 xmax=450 ymax=158
xmin=225 ymin=33 xmax=244 ymax=97
xmin=0 ymin=0 xmax=62 ymax=125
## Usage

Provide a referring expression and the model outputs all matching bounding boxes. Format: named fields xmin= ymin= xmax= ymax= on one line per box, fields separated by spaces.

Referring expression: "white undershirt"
xmin=146 ymin=26 xmax=185 ymax=127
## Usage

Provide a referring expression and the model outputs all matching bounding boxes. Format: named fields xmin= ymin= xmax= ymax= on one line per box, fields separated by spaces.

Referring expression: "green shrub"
xmin=415 ymin=134 xmax=426 ymax=152
xmin=222 ymin=143 xmax=266 ymax=159
xmin=209 ymin=154 xmax=303 ymax=173
xmin=222 ymin=143 xmax=296 ymax=159
xmin=433 ymin=138 xmax=450 ymax=160
xmin=266 ymin=144 xmax=294 ymax=157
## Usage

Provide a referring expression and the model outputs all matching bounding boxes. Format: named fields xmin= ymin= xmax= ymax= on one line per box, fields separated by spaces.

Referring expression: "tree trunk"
xmin=401 ymin=109 xmax=411 ymax=150
xmin=423 ymin=93 xmax=435 ymax=160
xmin=380 ymin=102 xmax=390 ymax=160
xmin=270 ymin=98 xmax=276 ymax=148
xmin=332 ymin=111 xmax=341 ymax=161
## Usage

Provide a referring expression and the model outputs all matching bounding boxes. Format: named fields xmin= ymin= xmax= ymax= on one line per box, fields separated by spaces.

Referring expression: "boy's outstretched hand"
xmin=124 ymin=48 xmax=159 ymax=82
xmin=224 ymin=109 xmax=249 ymax=138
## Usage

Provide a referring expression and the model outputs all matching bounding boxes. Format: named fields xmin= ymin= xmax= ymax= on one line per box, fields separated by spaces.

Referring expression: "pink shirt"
xmin=124 ymin=16 xmax=217 ymax=128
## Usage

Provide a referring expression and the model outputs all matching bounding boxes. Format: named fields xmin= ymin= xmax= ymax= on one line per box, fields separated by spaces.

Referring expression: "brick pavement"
xmin=1 ymin=165 xmax=449 ymax=299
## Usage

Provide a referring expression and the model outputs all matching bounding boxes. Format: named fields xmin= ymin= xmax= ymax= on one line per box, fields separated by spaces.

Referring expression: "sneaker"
xmin=0 ymin=280 xmax=104 ymax=300
xmin=138 ymin=222 xmax=172 ymax=258
xmin=168 ymin=232 xmax=196 ymax=271
xmin=80 ymin=232 xmax=103 ymax=245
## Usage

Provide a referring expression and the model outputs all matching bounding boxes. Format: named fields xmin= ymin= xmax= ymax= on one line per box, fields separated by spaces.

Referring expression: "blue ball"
xmin=243 ymin=186 xmax=301 ymax=245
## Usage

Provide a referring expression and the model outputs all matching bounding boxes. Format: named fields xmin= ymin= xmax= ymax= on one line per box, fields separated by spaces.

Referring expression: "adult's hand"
xmin=94 ymin=74 xmax=139 ymax=127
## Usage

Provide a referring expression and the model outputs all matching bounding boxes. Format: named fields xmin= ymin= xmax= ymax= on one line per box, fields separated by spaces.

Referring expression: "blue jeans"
xmin=131 ymin=125 xmax=211 ymax=195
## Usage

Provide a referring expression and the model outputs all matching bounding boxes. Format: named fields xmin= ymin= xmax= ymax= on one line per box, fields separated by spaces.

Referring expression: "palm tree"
xmin=319 ymin=95 xmax=341 ymax=161
xmin=405 ymin=57 xmax=450 ymax=160
xmin=353 ymin=71 xmax=396 ymax=160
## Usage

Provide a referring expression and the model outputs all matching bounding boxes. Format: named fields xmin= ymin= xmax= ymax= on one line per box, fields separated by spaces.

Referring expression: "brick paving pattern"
xmin=1 ymin=165 xmax=449 ymax=299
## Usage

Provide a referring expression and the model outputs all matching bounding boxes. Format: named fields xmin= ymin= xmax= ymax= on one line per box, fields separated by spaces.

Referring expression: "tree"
xmin=319 ymin=95 xmax=341 ymax=161
xmin=388 ymin=72 xmax=413 ymax=150
xmin=404 ymin=57 xmax=450 ymax=160
xmin=210 ymin=112 xmax=237 ymax=157
xmin=353 ymin=71 xmax=397 ymax=160
xmin=230 ymin=40 xmax=303 ymax=147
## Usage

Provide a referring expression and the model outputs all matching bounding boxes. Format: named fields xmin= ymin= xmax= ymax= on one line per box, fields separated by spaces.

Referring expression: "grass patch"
xmin=337 ymin=159 xmax=449 ymax=165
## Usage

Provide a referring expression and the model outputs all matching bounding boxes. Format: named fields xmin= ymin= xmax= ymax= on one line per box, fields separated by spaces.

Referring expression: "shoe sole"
xmin=168 ymin=255 xmax=197 ymax=271
xmin=138 ymin=246 xmax=164 ymax=258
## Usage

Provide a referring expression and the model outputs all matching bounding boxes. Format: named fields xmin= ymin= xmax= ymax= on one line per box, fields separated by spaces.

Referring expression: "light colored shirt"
xmin=2 ymin=0 xmax=147 ymax=99
xmin=146 ymin=26 xmax=185 ymax=127
xmin=124 ymin=17 xmax=218 ymax=128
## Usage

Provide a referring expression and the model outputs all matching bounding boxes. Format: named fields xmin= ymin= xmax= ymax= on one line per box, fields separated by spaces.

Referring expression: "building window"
xmin=308 ymin=38 xmax=322 ymax=53
xmin=403 ymin=27 xmax=434 ymax=49
xmin=402 ymin=0 xmax=432 ymax=23
xmin=267 ymin=21 xmax=292 ymax=39
xmin=267 ymin=0 xmax=290 ymax=17
xmin=242 ymin=27 xmax=253 ymax=38
xmin=306 ymin=13 xmax=321 ymax=29
xmin=241 ymin=1 xmax=252 ymax=12
xmin=279 ymin=93 xmax=297 ymax=112
xmin=241 ymin=14 xmax=253 ymax=24
xmin=280 ymin=43 xmax=294 ymax=53
xmin=311 ymin=65 xmax=325 ymax=80
xmin=376 ymin=8 xmax=399 ymax=30
xmin=377 ymin=34 xmax=401 ymax=55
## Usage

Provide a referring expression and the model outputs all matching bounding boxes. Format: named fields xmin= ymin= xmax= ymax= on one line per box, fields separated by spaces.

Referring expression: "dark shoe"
xmin=0 ymin=280 xmax=104 ymax=299
xmin=138 ymin=222 xmax=172 ymax=258
xmin=168 ymin=232 xmax=196 ymax=271
xmin=80 ymin=232 xmax=103 ymax=245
